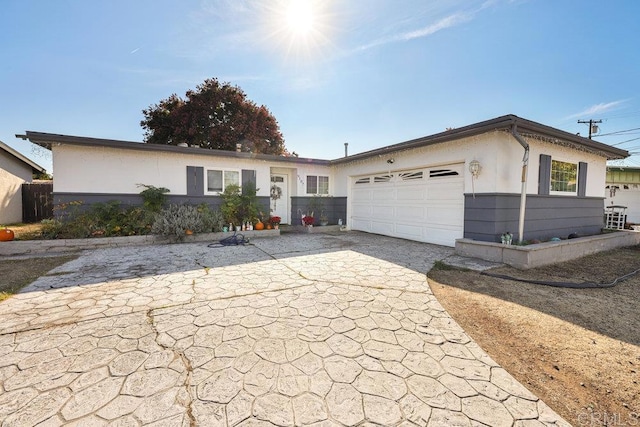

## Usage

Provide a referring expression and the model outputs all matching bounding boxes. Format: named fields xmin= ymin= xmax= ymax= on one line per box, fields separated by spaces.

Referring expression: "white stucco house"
xmin=0 ymin=140 xmax=46 ymax=224
xmin=21 ymin=114 xmax=628 ymax=246
xmin=605 ymin=166 xmax=640 ymax=223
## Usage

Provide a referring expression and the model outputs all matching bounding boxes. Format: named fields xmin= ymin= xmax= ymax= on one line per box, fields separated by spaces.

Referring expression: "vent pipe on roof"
xmin=344 ymin=142 xmax=348 ymax=157
xmin=510 ymin=124 xmax=529 ymax=244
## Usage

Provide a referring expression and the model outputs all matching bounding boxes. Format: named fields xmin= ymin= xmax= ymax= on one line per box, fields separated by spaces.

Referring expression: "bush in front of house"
xmin=40 ymin=200 xmax=156 ymax=239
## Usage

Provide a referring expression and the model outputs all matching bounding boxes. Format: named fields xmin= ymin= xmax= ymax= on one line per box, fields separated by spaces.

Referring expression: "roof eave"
xmin=21 ymin=131 xmax=330 ymax=166
xmin=330 ymin=114 xmax=629 ymax=164
xmin=0 ymin=139 xmax=46 ymax=173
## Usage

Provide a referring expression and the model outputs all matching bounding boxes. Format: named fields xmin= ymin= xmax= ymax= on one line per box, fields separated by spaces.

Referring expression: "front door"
xmin=270 ymin=174 xmax=289 ymax=224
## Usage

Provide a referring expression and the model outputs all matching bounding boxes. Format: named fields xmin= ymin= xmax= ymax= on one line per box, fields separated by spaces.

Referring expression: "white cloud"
xmin=356 ymin=12 xmax=471 ymax=51
xmin=565 ymin=100 xmax=629 ymax=120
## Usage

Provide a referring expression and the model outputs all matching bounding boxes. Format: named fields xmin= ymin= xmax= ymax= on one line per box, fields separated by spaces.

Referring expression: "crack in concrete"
xmin=145 ymin=308 xmax=197 ymax=427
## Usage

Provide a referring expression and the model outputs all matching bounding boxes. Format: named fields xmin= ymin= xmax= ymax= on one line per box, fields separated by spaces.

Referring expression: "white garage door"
xmin=350 ymin=164 xmax=465 ymax=247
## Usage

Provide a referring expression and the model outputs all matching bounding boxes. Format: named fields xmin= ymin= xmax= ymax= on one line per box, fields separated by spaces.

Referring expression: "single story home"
xmin=605 ymin=166 xmax=640 ymax=223
xmin=0 ymin=140 xmax=46 ymax=224
xmin=20 ymin=114 xmax=628 ymax=247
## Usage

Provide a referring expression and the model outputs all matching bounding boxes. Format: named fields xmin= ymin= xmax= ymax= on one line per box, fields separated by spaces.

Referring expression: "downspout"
xmin=510 ymin=124 xmax=529 ymax=244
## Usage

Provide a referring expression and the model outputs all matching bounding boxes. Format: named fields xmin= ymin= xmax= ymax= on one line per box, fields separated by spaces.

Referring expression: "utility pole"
xmin=577 ymin=119 xmax=602 ymax=139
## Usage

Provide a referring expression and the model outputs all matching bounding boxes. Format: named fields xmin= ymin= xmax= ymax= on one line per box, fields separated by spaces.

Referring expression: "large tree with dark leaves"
xmin=141 ymin=78 xmax=286 ymax=155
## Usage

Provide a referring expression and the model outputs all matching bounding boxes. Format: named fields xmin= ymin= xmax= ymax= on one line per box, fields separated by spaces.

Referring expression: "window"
xmin=307 ymin=175 xmax=329 ymax=194
xmin=355 ymin=177 xmax=371 ymax=185
xmin=206 ymin=169 xmax=239 ymax=193
xmin=550 ymin=160 xmax=577 ymax=193
xmin=429 ymin=169 xmax=459 ymax=178
xmin=373 ymin=174 xmax=393 ymax=183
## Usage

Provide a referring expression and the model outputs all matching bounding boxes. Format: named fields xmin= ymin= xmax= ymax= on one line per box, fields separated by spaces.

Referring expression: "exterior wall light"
xmin=469 ymin=160 xmax=481 ymax=178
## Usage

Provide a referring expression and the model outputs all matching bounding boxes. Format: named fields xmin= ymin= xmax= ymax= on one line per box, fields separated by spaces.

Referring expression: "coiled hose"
xmin=480 ymin=267 xmax=640 ymax=289
xmin=207 ymin=232 xmax=250 ymax=248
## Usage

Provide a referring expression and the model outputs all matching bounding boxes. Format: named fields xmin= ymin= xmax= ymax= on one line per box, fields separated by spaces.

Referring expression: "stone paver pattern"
xmin=0 ymin=232 xmax=570 ymax=426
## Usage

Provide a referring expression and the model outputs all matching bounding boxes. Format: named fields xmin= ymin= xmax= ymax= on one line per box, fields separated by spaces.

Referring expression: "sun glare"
xmin=263 ymin=0 xmax=334 ymax=63
xmin=286 ymin=0 xmax=315 ymax=36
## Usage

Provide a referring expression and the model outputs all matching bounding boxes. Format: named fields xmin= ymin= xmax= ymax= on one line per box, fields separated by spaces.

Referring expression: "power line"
xmin=597 ymin=127 xmax=640 ymax=137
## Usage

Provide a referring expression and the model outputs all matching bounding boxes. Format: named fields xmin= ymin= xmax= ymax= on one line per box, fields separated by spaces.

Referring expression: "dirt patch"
xmin=429 ymin=246 xmax=640 ymax=426
xmin=0 ymin=255 xmax=78 ymax=301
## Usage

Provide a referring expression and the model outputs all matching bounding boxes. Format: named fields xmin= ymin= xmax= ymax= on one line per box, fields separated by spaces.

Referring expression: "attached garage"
xmin=350 ymin=164 xmax=464 ymax=246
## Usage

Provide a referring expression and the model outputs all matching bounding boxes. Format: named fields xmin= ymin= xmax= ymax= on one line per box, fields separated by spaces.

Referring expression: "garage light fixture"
xmin=469 ymin=160 xmax=481 ymax=178
xmin=469 ymin=160 xmax=481 ymax=199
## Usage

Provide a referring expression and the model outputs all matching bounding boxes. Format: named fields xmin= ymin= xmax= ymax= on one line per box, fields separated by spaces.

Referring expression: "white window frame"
xmin=307 ymin=175 xmax=329 ymax=195
xmin=205 ymin=169 xmax=240 ymax=194
xmin=550 ymin=159 xmax=578 ymax=195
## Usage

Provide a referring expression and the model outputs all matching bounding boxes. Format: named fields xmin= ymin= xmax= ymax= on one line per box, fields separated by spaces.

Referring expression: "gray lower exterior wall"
xmin=290 ymin=197 xmax=347 ymax=226
xmin=464 ymin=193 xmax=605 ymax=242
xmin=53 ymin=193 xmax=270 ymax=216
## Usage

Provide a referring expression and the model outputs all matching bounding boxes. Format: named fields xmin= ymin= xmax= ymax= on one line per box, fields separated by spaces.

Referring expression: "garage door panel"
xmin=396 ymin=223 xmax=424 ymax=238
xmin=371 ymin=220 xmax=394 ymax=234
xmin=352 ymin=188 xmax=373 ymax=201
xmin=351 ymin=218 xmax=371 ymax=232
xmin=397 ymin=187 xmax=425 ymax=201
xmin=396 ymin=206 xmax=425 ymax=221
xmin=371 ymin=205 xmax=394 ymax=217
xmin=427 ymin=185 xmax=464 ymax=200
xmin=352 ymin=204 xmax=373 ymax=217
xmin=373 ymin=188 xmax=395 ymax=200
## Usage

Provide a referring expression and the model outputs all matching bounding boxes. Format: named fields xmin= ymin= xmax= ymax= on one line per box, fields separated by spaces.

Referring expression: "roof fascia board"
xmin=23 ymin=131 xmax=330 ymax=166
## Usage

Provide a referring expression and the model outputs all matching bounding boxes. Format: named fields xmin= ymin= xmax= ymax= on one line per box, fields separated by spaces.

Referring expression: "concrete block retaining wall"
xmin=455 ymin=230 xmax=640 ymax=269
xmin=0 ymin=230 xmax=279 ymax=257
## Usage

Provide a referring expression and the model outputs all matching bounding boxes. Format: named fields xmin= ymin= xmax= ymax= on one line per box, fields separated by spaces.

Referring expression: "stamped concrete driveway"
xmin=0 ymin=232 xmax=569 ymax=426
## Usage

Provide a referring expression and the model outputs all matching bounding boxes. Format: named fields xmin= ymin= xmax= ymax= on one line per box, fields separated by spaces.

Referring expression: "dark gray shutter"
xmin=242 ymin=169 xmax=256 ymax=194
xmin=538 ymin=154 xmax=551 ymax=195
xmin=577 ymin=162 xmax=587 ymax=197
xmin=186 ymin=166 xmax=204 ymax=196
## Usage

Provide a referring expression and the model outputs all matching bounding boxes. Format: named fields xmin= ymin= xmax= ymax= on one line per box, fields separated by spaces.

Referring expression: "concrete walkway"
xmin=0 ymin=232 xmax=570 ymax=426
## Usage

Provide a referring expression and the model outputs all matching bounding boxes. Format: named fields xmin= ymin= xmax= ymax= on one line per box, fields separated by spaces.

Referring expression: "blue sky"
xmin=2 ymin=0 xmax=639 ymax=174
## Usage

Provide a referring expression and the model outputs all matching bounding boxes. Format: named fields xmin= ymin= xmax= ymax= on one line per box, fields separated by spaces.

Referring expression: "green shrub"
xmin=152 ymin=204 xmax=204 ymax=238
xmin=199 ymin=204 xmax=225 ymax=232
xmin=138 ymin=184 xmax=170 ymax=212
xmin=220 ymin=183 xmax=261 ymax=225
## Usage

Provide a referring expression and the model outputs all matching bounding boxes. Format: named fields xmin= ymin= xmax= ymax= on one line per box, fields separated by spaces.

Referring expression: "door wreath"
xmin=270 ymin=184 xmax=282 ymax=209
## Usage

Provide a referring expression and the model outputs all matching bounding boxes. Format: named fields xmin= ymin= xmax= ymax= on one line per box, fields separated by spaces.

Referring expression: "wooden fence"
xmin=22 ymin=182 xmax=53 ymax=223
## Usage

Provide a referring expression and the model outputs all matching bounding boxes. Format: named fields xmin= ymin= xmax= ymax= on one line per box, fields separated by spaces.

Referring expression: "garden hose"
xmin=207 ymin=232 xmax=251 ymax=248
xmin=480 ymin=267 xmax=640 ymax=289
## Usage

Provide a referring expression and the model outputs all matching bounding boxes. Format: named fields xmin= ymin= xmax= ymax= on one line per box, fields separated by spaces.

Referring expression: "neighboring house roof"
xmin=18 ymin=114 xmax=629 ymax=164
xmin=607 ymin=166 xmax=640 ymax=184
xmin=331 ymin=114 xmax=629 ymax=164
xmin=0 ymin=139 xmax=46 ymax=173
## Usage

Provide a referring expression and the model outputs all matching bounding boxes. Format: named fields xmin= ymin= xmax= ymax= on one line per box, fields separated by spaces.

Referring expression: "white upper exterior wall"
xmin=51 ymin=129 xmax=609 ymax=202
xmin=332 ymin=131 xmax=608 ymax=198
xmin=0 ymin=150 xmax=34 ymax=224
xmin=52 ymin=145 xmax=332 ymax=198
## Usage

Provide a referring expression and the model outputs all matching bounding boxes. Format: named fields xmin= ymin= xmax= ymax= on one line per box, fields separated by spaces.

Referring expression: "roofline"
xmin=19 ymin=132 xmax=330 ymax=166
xmin=330 ymin=114 xmax=629 ymax=164
xmin=19 ymin=114 xmax=629 ymax=167
xmin=0 ymin=139 xmax=46 ymax=173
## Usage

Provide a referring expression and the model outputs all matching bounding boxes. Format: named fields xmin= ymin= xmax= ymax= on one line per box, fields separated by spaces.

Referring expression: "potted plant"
xmin=270 ymin=216 xmax=281 ymax=230
xmin=302 ymin=215 xmax=314 ymax=227
xmin=319 ymin=210 xmax=329 ymax=226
